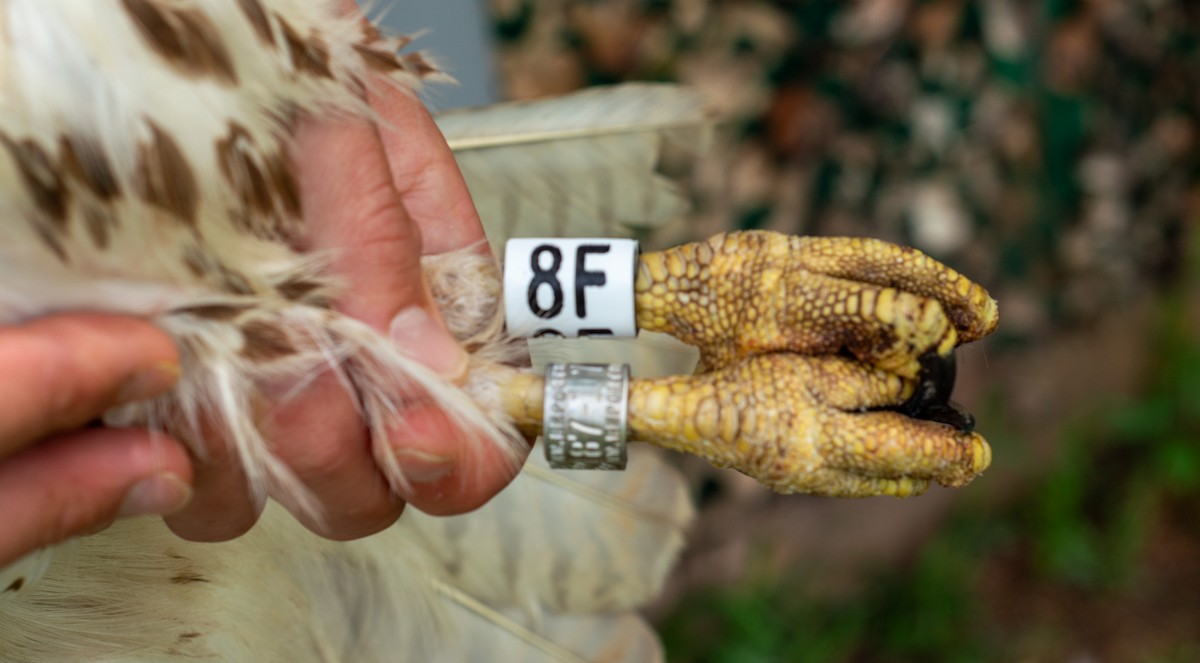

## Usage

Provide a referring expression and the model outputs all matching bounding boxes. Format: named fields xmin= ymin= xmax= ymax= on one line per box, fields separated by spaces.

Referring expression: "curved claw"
xmin=894 ymin=351 xmax=975 ymax=433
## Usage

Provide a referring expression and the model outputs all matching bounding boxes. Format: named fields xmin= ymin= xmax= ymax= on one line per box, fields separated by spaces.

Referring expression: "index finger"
xmin=0 ymin=315 xmax=180 ymax=456
xmin=333 ymin=0 xmax=487 ymax=287
xmin=368 ymin=78 xmax=489 ymax=255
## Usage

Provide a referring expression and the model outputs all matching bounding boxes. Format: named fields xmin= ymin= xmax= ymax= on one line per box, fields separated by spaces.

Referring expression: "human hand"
xmin=0 ymin=315 xmax=192 ymax=568
xmin=162 ymin=3 xmax=526 ymax=543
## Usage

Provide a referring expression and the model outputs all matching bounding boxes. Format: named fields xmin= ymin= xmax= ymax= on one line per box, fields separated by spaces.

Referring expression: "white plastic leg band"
xmin=504 ymin=238 xmax=639 ymax=338
xmin=542 ymin=363 xmax=630 ymax=470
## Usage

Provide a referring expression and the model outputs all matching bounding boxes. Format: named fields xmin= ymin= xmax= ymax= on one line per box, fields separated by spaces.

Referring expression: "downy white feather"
xmin=0 ymin=4 xmax=709 ymax=660
xmin=0 ymin=451 xmax=691 ymax=662
xmin=1 ymin=504 xmax=444 ymax=662
xmin=0 ymin=0 xmax=516 ymax=519
xmin=416 ymin=446 xmax=692 ymax=663
xmin=406 ymin=446 xmax=693 ymax=616
xmin=433 ymin=587 xmax=666 ymax=663
xmin=439 ymin=84 xmax=713 ymax=245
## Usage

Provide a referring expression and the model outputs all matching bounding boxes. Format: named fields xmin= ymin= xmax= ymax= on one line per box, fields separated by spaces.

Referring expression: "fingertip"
xmin=115 ymin=359 xmax=183 ymax=405
xmin=0 ymin=428 xmax=193 ymax=566
xmin=162 ymin=421 xmax=261 ymax=543
xmin=165 ymin=498 xmax=262 ymax=543
xmin=29 ymin=313 xmax=180 ymax=367
xmin=0 ymin=315 xmax=182 ymax=449
xmin=389 ymin=306 xmax=469 ymax=382
xmin=117 ymin=471 xmax=194 ymax=518
xmin=104 ymin=430 xmax=195 ymax=521
xmin=163 ymin=465 xmax=263 ymax=543
xmin=389 ymin=403 xmax=527 ymax=516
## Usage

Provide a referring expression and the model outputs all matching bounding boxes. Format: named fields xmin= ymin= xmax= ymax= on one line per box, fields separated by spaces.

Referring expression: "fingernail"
xmin=393 ymin=448 xmax=455 ymax=484
xmin=117 ymin=360 xmax=182 ymax=404
xmin=389 ymin=307 xmax=469 ymax=382
xmin=119 ymin=472 xmax=193 ymax=517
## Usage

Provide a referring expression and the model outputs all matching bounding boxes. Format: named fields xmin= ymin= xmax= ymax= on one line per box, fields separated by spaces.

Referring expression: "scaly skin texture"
xmin=626 ymin=355 xmax=990 ymax=496
xmin=635 ymin=231 xmax=998 ymax=377
xmin=490 ymin=230 xmax=1000 ymax=497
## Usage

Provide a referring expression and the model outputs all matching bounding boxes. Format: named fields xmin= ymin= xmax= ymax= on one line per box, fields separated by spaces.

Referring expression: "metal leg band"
xmin=542 ymin=363 xmax=629 ymax=470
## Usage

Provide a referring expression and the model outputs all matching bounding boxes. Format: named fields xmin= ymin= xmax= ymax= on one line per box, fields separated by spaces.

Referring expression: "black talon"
xmin=895 ymin=351 xmax=976 ymax=433
xmin=913 ymin=400 xmax=976 ymax=433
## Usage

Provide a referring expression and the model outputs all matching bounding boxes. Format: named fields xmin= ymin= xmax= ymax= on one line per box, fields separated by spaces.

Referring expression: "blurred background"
xmin=381 ymin=1 xmax=1200 ymax=661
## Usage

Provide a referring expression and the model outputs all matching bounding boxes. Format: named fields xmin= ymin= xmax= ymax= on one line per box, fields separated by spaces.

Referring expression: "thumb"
xmin=386 ymin=304 xmax=468 ymax=381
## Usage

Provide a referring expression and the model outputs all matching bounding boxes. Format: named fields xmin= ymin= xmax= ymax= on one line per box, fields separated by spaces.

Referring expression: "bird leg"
xmin=463 ymin=230 xmax=999 ymax=497
xmin=634 ymin=231 xmax=998 ymax=377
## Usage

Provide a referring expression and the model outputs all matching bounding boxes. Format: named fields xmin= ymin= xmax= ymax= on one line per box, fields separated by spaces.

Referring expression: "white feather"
xmin=0 ymin=549 xmax=52 ymax=607
xmin=0 ymin=0 xmax=518 ymax=516
xmin=439 ymin=85 xmax=712 ymax=379
xmin=0 ymin=506 xmax=444 ymax=662
xmin=438 ymin=84 xmax=713 ymax=244
xmin=406 ymin=446 xmax=692 ymax=615
xmin=0 ymin=3 xmax=705 ymax=660
xmin=0 ymin=450 xmax=690 ymax=662
xmin=433 ymin=585 xmax=666 ymax=663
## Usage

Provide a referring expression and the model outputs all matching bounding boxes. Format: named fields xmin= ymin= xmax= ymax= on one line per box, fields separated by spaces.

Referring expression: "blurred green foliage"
xmin=660 ymin=290 xmax=1200 ymax=662
xmin=660 ymin=521 xmax=999 ymax=663
xmin=1025 ymin=296 xmax=1200 ymax=590
xmin=489 ymin=0 xmax=1200 ymax=333
xmin=485 ymin=1 xmax=1200 ymax=659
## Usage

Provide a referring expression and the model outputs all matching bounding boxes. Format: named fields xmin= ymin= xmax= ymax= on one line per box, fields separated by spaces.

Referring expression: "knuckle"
xmin=266 ymin=383 xmax=363 ymax=479
xmin=168 ymin=511 xmax=258 ymax=542
xmin=285 ymin=431 xmax=360 ymax=479
xmin=311 ymin=499 xmax=401 ymax=541
xmin=350 ymin=186 xmax=421 ymax=249
xmin=37 ymin=484 xmax=110 ymax=550
xmin=10 ymin=335 xmax=97 ymax=438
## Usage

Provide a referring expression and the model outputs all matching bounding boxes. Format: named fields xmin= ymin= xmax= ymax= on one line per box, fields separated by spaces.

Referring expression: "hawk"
xmin=0 ymin=0 xmax=996 ymax=660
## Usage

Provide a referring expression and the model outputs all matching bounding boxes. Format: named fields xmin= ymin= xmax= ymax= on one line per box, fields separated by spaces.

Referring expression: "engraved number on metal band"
xmin=543 ymin=363 xmax=629 ymax=470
